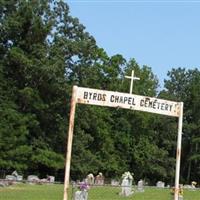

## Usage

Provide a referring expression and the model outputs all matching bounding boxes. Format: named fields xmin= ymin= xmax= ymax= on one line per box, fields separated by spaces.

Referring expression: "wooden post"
xmin=63 ymin=86 xmax=77 ymax=200
xmin=174 ymin=102 xmax=184 ymax=200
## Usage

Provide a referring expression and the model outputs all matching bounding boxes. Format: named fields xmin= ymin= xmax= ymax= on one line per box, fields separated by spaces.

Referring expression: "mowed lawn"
xmin=1 ymin=184 xmax=200 ymax=200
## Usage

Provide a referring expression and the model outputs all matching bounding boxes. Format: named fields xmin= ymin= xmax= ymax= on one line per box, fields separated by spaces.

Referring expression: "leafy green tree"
xmin=0 ymin=0 xmax=101 ymax=176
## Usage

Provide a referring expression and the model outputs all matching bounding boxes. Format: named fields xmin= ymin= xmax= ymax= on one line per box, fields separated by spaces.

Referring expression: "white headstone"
xmin=95 ymin=172 xmax=104 ymax=185
xmin=86 ymin=173 xmax=94 ymax=185
xmin=121 ymin=178 xmax=131 ymax=196
xmin=191 ymin=181 xmax=197 ymax=190
xmin=27 ymin=175 xmax=40 ymax=183
xmin=120 ymin=172 xmax=134 ymax=196
xmin=5 ymin=175 xmax=16 ymax=181
xmin=156 ymin=181 xmax=165 ymax=188
xmin=111 ymin=179 xmax=119 ymax=186
xmin=11 ymin=171 xmax=23 ymax=181
xmin=47 ymin=176 xmax=55 ymax=183
xmin=137 ymin=179 xmax=144 ymax=192
xmin=74 ymin=191 xmax=88 ymax=200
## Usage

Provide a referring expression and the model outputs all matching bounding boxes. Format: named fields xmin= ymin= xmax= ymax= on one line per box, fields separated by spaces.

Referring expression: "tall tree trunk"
xmin=186 ymin=159 xmax=191 ymax=183
xmin=187 ymin=145 xmax=193 ymax=183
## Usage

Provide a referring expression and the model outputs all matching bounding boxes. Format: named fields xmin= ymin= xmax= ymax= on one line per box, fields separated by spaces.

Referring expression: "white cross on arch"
xmin=125 ymin=70 xmax=140 ymax=94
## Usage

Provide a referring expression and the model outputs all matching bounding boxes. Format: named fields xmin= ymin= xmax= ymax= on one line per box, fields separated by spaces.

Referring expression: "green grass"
xmin=0 ymin=184 xmax=200 ymax=200
xmin=0 ymin=184 xmax=64 ymax=200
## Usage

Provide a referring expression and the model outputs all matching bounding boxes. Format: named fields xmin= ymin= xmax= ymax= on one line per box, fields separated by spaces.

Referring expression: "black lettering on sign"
xmin=93 ymin=93 xmax=97 ymax=100
xmin=149 ymin=101 xmax=153 ymax=108
xmin=84 ymin=92 xmax=88 ymax=99
xmin=89 ymin=92 xmax=93 ymax=99
xmin=131 ymin=98 xmax=136 ymax=105
xmin=110 ymin=95 xmax=135 ymax=105
xmin=83 ymin=91 xmax=106 ymax=102
xmin=169 ymin=104 xmax=173 ymax=112
xmin=102 ymin=94 xmax=106 ymax=101
xmin=153 ymin=100 xmax=157 ymax=109
xmin=128 ymin=97 xmax=132 ymax=105
xmin=97 ymin=94 xmax=102 ymax=101
xmin=115 ymin=96 xmax=119 ymax=102
xmin=110 ymin=95 xmax=114 ymax=102
xmin=161 ymin=103 xmax=165 ymax=110
xmin=140 ymin=99 xmax=144 ymax=106
xmin=157 ymin=102 xmax=161 ymax=109
xmin=140 ymin=98 xmax=173 ymax=112
xmin=119 ymin=96 xmax=124 ymax=103
xmin=124 ymin=97 xmax=128 ymax=103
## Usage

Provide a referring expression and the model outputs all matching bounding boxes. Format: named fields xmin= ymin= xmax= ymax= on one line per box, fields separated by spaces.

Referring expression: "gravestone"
xmin=86 ymin=173 xmax=94 ymax=185
xmin=137 ymin=179 xmax=144 ymax=192
xmin=47 ymin=175 xmax=55 ymax=183
xmin=74 ymin=191 xmax=88 ymax=200
xmin=191 ymin=181 xmax=197 ymax=190
xmin=183 ymin=185 xmax=192 ymax=189
xmin=156 ymin=181 xmax=165 ymax=188
xmin=120 ymin=172 xmax=134 ymax=197
xmin=5 ymin=171 xmax=23 ymax=181
xmin=12 ymin=171 xmax=23 ymax=181
xmin=74 ymin=182 xmax=89 ymax=200
xmin=5 ymin=175 xmax=16 ymax=181
xmin=111 ymin=179 xmax=119 ymax=186
xmin=27 ymin=175 xmax=40 ymax=183
xmin=40 ymin=175 xmax=54 ymax=183
xmin=95 ymin=172 xmax=104 ymax=185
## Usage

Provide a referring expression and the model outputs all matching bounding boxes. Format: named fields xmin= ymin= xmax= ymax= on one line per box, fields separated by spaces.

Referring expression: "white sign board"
xmin=76 ymin=87 xmax=181 ymax=117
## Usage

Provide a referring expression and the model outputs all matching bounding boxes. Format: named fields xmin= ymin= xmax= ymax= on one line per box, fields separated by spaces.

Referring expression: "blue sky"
xmin=67 ymin=0 xmax=200 ymax=88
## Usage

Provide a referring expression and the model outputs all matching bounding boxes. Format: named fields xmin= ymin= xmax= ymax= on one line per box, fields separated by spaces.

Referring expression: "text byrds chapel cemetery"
xmin=76 ymin=87 xmax=180 ymax=117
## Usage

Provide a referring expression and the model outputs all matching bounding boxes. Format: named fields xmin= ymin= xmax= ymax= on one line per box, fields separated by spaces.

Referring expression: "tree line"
xmin=0 ymin=0 xmax=200 ymax=185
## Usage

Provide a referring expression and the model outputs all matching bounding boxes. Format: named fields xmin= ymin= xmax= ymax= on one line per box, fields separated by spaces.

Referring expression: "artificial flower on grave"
xmin=171 ymin=185 xmax=183 ymax=197
xmin=79 ymin=182 xmax=90 ymax=191
xmin=121 ymin=171 xmax=134 ymax=180
xmin=179 ymin=185 xmax=183 ymax=196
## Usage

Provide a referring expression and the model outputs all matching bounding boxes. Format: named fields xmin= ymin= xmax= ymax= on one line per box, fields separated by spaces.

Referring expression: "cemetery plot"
xmin=1 ymin=183 xmax=200 ymax=200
